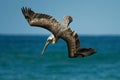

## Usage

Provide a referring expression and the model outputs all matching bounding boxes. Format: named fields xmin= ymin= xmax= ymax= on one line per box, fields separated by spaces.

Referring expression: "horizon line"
xmin=0 ymin=33 xmax=120 ymax=36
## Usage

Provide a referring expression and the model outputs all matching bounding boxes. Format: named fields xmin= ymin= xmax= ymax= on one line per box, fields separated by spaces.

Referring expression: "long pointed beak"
xmin=40 ymin=40 xmax=51 ymax=56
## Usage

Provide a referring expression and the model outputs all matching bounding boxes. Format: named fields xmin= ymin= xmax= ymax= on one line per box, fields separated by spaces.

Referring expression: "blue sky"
xmin=0 ymin=0 xmax=120 ymax=35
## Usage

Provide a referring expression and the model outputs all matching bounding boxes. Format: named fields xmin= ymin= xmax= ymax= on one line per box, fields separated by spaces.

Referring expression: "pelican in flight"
xmin=21 ymin=7 xmax=96 ymax=58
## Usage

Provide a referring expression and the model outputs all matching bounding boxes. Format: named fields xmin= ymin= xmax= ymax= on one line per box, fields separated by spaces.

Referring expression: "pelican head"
xmin=47 ymin=34 xmax=56 ymax=44
xmin=41 ymin=34 xmax=56 ymax=56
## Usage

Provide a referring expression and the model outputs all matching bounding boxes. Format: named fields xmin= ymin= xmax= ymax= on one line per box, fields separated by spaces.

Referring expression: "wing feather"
xmin=61 ymin=28 xmax=96 ymax=58
xmin=21 ymin=7 xmax=60 ymax=36
xmin=61 ymin=28 xmax=80 ymax=58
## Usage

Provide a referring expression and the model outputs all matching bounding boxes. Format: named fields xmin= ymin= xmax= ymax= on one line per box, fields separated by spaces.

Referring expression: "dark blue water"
xmin=0 ymin=35 xmax=120 ymax=80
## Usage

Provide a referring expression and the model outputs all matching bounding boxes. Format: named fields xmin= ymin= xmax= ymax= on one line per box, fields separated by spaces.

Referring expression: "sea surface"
xmin=0 ymin=35 xmax=120 ymax=80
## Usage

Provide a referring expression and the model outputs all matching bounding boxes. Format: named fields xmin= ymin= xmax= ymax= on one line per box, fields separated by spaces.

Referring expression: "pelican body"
xmin=21 ymin=7 xmax=96 ymax=58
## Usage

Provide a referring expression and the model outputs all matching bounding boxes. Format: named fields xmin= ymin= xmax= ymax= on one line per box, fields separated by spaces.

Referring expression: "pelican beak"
xmin=40 ymin=39 xmax=51 ymax=56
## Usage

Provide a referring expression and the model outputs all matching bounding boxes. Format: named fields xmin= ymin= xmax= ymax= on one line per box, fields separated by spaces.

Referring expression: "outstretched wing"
xmin=61 ymin=28 xmax=80 ymax=58
xmin=21 ymin=7 xmax=60 ymax=36
xmin=61 ymin=28 xmax=96 ymax=58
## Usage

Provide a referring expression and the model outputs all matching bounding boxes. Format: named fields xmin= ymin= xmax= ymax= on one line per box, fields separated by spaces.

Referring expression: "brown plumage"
xmin=21 ymin=7 xmax=96 ymax=58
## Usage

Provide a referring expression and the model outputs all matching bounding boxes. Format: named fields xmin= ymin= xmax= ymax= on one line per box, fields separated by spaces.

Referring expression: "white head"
xmin=40 ymin=34 xmax=56 ymax=56
xmin=47 ymin=34 xmax=56 ymax=44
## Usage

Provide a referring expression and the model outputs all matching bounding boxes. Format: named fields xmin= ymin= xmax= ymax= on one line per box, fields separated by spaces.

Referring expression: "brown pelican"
xmin=21 ymin=7 xmax=96 ymax=58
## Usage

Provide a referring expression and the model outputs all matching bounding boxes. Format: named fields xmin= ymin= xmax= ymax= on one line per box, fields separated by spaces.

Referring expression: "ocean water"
xmin=0 ymin=35 xmax=120 ymax=80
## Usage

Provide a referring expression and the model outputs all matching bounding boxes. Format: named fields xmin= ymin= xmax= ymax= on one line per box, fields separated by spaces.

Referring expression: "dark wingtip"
xmin=21 ymin=7 xmax=34 ymax=18
xmin=21 ymin=7 xmax=29 ymax=13
xmin=90 ymin=48 xmax=96 ymax=54
xmin=21 ymin=7 xmax=27 ymax=15
xmin=72 ymin=48 xmax=96 ymax=58
xmin=21 ymin=7 xmax=26 ymax=11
